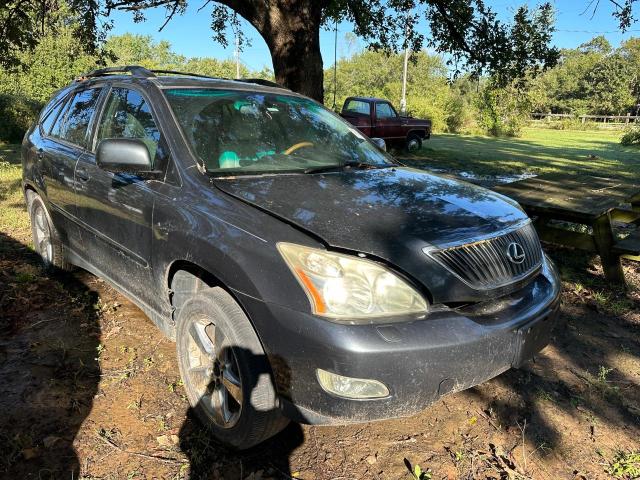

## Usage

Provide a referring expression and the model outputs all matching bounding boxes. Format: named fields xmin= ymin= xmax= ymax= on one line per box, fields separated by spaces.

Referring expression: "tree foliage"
xmin=530 ymin=36 xmax=640 ymax=115
xmin=0 ymin=3 xmax=100 ymax=102
xmin=0 ymin=0 xmax=106 ymax=68
xmin=3 ymin=0 xmax=638 ymax=101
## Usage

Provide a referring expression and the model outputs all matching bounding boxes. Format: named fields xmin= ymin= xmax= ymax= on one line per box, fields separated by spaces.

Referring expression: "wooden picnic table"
xmin=492 ymin=173 xmax=640 ymax=284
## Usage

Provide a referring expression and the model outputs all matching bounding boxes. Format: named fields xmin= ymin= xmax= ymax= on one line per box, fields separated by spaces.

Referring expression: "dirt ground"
xmin=1 ymin=154 xmax=639 ymax=479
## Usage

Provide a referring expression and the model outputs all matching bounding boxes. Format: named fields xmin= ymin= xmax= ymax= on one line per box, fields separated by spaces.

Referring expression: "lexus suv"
xmin=22 ymin=66 xmax=561 ymax=449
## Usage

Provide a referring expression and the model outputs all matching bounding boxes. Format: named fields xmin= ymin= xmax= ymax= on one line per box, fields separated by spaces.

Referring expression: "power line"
xmin=555 ymin=29 xmax=640 ymax=34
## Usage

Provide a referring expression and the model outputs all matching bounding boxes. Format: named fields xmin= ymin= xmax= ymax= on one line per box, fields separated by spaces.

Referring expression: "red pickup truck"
xmin=340 ymin=96 xmax=432 ymax=152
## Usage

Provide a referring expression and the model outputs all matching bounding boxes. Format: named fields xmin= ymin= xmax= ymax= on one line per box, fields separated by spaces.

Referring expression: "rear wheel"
xmin=176 ymin=287 xmax=288 ymax=449
xmin=405 ymin=133 xmax=422 ymax=152
xmin=28 ymin=192 xmax=69 ymax=270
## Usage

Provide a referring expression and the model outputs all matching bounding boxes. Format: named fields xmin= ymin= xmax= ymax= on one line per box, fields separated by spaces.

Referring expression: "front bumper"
xmin=237 ymin=257 xmax=561 ymax=425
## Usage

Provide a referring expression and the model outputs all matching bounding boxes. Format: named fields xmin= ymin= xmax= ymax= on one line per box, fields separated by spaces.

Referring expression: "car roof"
xmin=73 ymin=66 xmax=300 ymax=97
xmin=346 ymin=96 xmax=390 ymax=103
xmin=151 ymin=75 xmax=296 ymax=95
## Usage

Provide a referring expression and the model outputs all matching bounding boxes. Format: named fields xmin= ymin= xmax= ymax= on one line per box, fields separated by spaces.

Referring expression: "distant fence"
xmin=531 ymin=112 xmax=640 ymax=126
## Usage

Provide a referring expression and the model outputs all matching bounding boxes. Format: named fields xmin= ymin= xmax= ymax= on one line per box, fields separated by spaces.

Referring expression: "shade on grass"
xmin=402 ymin=127 xmax=639 ymax=180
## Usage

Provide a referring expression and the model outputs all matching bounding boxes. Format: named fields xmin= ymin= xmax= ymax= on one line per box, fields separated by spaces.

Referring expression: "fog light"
xmin=316 ymin=369 xmax=389 ymax=399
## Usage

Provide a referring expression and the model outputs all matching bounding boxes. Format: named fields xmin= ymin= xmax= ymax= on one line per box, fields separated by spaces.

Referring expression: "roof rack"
xmin=76 ymin=65 xmax=287 ymax=90
xmin=150 ymin=69 xmax=218 ymax=79
xmin=75 ymin=65 xmax=155 ymax=81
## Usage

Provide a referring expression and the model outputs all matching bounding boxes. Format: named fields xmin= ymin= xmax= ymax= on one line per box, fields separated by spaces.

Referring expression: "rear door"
xmin=38 ymin=87 xmax=103 ymax=250
xmin=74 ymin=85 xmax=168 ymax=309
xmin=373 ymin=101 xmax=402 ymax=140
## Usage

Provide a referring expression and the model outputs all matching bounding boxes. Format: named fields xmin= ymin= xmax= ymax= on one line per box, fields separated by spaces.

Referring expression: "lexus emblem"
xmin=506 ymin=242 xmax=526 ymax=264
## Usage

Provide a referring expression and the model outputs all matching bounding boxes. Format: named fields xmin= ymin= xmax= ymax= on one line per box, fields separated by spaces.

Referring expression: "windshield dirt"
xmin=164 ymin=88 xmax=393 ymax=175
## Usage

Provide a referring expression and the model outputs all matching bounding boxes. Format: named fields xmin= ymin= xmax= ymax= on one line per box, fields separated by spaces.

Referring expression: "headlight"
xmin=277 ymin=242 xmax=428 ymax=321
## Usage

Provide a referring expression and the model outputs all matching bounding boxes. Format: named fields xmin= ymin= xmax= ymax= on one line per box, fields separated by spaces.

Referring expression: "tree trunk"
xmin=239 ymin=0 xmax=325 ymax=103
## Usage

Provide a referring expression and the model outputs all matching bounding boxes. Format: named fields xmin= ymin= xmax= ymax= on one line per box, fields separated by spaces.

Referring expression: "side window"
xmin=50 ymin=88 xmax=102 ymax=147
xmin=97 ymin=87 xmax=163 ymax=164
xmin=40 ymin=98 xmax=68 ymax=135
xmin=376 ymin=102 xmax=396 ymax=119
xmin=344 ymin=100 xmax=370 ymax=116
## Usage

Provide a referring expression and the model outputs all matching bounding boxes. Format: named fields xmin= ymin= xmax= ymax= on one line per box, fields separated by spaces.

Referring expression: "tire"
xmin=405 ymin=133 xmax=422 ymax=152
xmin=176 ymin=287 xmax=288 ymax=449
xmin=28 ymin=192 xmax=70 ymax=270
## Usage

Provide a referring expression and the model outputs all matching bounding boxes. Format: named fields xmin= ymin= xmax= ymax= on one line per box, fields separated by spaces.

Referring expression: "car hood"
xmin=213 ymin=167 xmax=527 ymax=256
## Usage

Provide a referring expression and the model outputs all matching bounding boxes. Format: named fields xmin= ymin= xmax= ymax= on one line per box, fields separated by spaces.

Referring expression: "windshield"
xmin=163 ymin=88 xmax=393 ymax=175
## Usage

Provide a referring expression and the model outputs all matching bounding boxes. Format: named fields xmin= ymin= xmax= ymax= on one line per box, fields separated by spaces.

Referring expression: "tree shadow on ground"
xmin=178 ymin=347 xmax=304 ymax=479
xmin=0 ymin=231 xmax=101 ymax=477
xmin=464 ymin=247 xmax=640 ymax=456
xmin=399 ymin=132 xmax=639 ymax=179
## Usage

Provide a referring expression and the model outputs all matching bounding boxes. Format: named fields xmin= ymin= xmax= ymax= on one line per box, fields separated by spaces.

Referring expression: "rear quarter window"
xmin=40 ymin=99 xmax=68 ymax=136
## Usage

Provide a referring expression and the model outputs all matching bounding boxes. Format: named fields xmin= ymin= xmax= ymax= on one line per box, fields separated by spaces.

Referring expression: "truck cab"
xmin=340 ymin=96 xmax=432 ymax=151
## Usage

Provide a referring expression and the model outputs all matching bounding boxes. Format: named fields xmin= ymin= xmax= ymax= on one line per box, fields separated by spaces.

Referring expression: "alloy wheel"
xmin=185 ymin=318 xmax=243 ymax=428
xmin=33 ymin=205 xmax=53 ymax=265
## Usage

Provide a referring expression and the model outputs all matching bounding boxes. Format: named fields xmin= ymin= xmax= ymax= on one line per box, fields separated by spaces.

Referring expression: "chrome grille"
xmin=427 ymin=223 xmax=543 ymax=290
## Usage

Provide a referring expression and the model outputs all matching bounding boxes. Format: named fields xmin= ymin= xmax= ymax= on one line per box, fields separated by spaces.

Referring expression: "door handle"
xmin=76 ymin=167 xmax=90 ymax=182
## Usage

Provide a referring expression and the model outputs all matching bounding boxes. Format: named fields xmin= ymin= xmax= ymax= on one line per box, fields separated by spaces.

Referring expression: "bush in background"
xmin=621 ymin=126 xmax=640 ymax=146
xmin=445 ymin=75 xmax=481 ymax=134
xmin=476 ymin=81 xmax=532 ymax=137
xmin=0 ymin=94 xmax=42 ymax=143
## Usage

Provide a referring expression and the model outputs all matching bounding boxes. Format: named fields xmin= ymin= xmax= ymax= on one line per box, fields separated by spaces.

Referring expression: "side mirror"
xmin=371 ymin=137 xmax=387 ymax=152
xmin=96 ymin=138 xmax=152 ymax=174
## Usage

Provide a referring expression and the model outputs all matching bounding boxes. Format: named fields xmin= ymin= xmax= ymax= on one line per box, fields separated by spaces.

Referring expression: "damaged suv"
xmin=22 ymin=66 xmax=561 ymax=449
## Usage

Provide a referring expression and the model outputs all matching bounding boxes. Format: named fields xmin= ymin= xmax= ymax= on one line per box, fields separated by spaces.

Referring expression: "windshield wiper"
xmin=303 ymin=161 xmax=388 ymax=174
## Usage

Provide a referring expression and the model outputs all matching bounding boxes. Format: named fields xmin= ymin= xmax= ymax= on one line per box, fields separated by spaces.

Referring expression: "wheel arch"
xmin=406 ymin=129 xmax=426 ymax=140
xmin=166 ymin=260 xmax=263 ymax=337
xmin=23 ymin=182 xmax=38 ymax=208
xmin=166 ymin=260 xmax=277 ymax=391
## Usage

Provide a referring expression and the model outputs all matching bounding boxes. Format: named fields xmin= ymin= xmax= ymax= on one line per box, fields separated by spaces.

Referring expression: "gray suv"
xmin=22 ymin=66 xmax=561 ymax=449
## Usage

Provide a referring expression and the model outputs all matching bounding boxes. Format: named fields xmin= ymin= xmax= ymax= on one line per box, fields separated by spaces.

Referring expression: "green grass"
xmin=0 ymin=143 xmax=29 ymax=235
xmin=0 ymin=142 xmax=21 ymax=165
xmin=403 ymin=128 xmax=640 ymax=179
xmin=603 ymin=451 xmax=640 ymax=479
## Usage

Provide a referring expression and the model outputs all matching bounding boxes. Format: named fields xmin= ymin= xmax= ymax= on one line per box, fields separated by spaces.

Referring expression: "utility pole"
xmin=332 ymin=19 xmax=338 ymax=110
xmin=235 ymin=34 xmax=240 ymax=79
xmin=400 ymin=44 xmax=409 ymax=116
xmin=400 ymin=11 xmax=411 ymax=116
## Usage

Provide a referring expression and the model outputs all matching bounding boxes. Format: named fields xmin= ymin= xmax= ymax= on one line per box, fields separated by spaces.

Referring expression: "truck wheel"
xmin=405 ymin=133 xmax=422 ymax=152
xmin=176 ymin=287 xmax=288 ymax=450
xmin=28 ymin=192 xmax=69 ymax=270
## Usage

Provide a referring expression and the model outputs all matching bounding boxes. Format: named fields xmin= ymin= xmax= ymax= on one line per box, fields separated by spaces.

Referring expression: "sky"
xmin=107 ymin=1 xmax=640 ymax=72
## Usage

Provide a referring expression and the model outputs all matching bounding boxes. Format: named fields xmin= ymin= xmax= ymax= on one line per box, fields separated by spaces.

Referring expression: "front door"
xmin=373 ymin=101 xmax=402 ymax=140
xmin=74 ymin=86 xmax=167 ymax=311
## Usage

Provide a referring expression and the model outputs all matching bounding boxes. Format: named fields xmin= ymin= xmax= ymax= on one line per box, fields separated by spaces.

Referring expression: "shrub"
xmin=476 ymin=83 xmax=531 ymax=137
xmin=620 ymin=126 xmax=640 ymax=146
xmin=0 ymin=94 xmax=43 ymax=143
xmin=445 ymin=95 xmax=476 ymax=133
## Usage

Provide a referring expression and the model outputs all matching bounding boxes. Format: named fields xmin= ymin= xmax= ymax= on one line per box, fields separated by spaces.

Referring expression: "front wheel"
xmin=176 ymin=287 xmax=288 ymax=449
xmin=405 ymin=133 xmax=422 ymax=152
